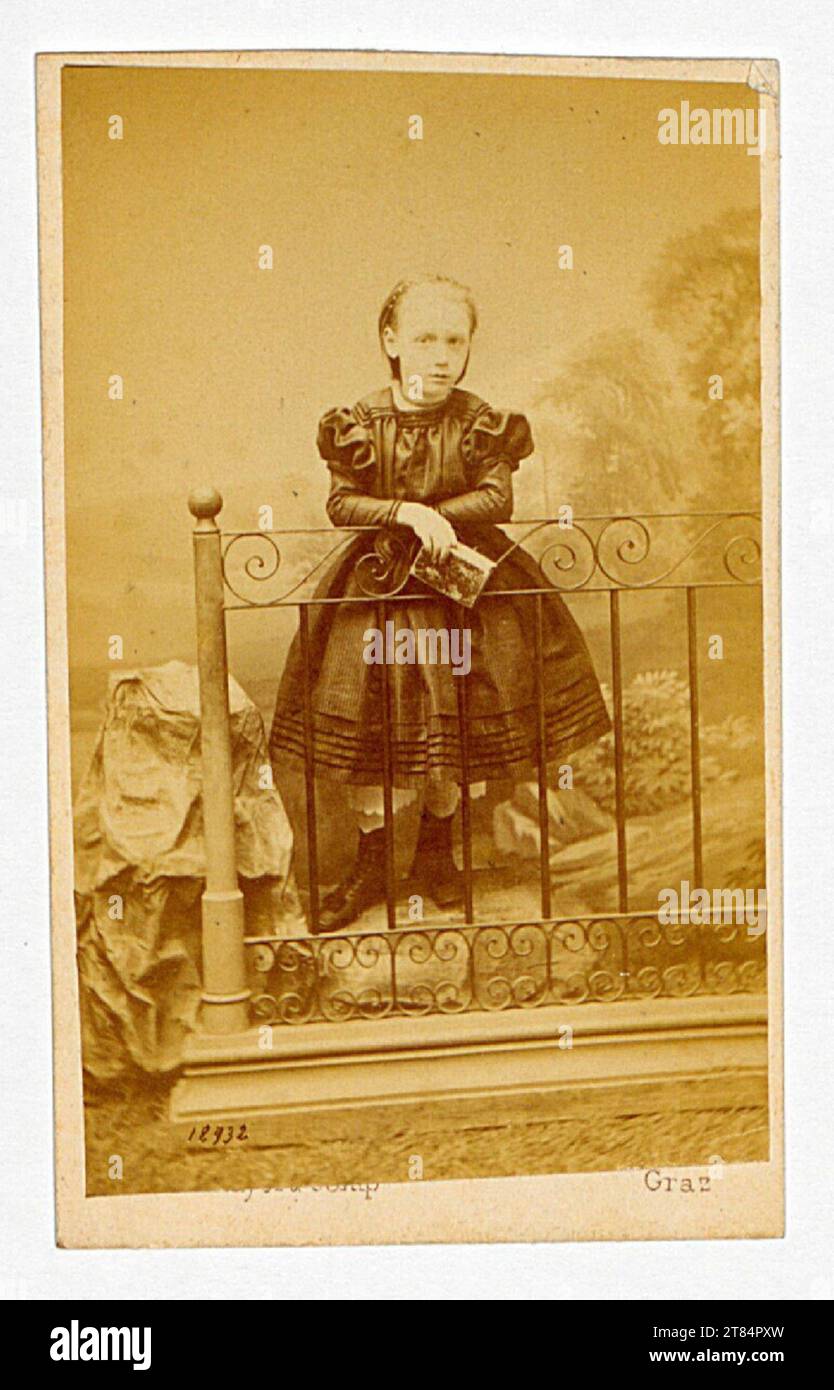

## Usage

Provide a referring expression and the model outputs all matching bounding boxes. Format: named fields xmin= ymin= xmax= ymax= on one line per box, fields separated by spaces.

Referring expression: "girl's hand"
xmin=398 ymin=502 xmax=457 ymax=560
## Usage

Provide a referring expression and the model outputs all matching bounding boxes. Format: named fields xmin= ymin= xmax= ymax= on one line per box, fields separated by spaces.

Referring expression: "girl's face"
xmin=383 ymin=283 xmax=472 ymax=404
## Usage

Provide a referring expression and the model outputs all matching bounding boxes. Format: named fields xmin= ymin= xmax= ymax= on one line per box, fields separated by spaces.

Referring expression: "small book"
xmin=410 ymin=540 xmax=496 ymax=608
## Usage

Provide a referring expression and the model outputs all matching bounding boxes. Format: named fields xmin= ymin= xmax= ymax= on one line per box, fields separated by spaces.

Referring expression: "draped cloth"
xmin=74 ymin=661 xmax=297 ymax=1080
xmin=269 ymin=388 xmax=611 ymax=790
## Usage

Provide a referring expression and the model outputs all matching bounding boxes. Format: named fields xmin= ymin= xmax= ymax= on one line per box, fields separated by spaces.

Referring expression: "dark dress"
xmin=269 ymin=387 xmax=610 ymax=789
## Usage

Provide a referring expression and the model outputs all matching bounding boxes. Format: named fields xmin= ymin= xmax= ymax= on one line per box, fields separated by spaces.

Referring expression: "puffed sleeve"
xmin=317 ymin=407 xmax=375 ymax=474
xmin=318 ymin=407 xmax=400 ymax=529
xmin=437 ymin=407 xmax=534 ymax=525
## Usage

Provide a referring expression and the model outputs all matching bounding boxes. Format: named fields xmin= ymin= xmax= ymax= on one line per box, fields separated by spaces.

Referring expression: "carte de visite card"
xmin=37 ymin=49 xmax=782 ymax=1248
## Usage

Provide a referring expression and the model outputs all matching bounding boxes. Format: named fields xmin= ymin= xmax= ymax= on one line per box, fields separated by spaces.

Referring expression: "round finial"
xmin=188 ymin=486 xmax=223 ymax=519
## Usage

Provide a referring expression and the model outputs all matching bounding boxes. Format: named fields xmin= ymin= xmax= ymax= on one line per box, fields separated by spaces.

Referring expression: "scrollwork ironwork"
xmin=242 ymin=904 xmax=766 ymax=1028
xmin=354 ymin=531 xmax=415 ymax=598
xmin=497 ymin=512 xmax=762 ymax=592
xmin=217 ymin=512 xmax=762 ymax=607
xmin=220 ymin=531 xmax=355 ymax=607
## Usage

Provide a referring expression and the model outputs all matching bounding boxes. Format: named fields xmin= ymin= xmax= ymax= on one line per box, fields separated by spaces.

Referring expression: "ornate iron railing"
xmin=187 ymin=494 xmax=765 ymax=1033
xmin=218 ymin=511 xmax=762 ymax=608
xmin=247 ymin=914 xmax=766 ymax=1026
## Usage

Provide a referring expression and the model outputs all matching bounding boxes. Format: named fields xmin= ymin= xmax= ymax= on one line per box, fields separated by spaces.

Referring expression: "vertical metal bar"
xmin=298 ymin=605 xmax=320 ymax=933
xmin=609 ymin=589 xmax=628 ymax=913
xmin=188 ymin=488 xmax=250 ymax=1034
xmin=687 ymin=587 xmax=704 ymax=887
xmin=378 ymin=601 xmax=397 ymax=931
xmin=455 ymin=604 xmax=474 ymax=924
xmin=390 ymin=931 xmax=399 ymax=1014
xmin=545 ymin=921 xmax=555 ymax=1003
xmin=533 ymin=593 xmax=552 ymax=919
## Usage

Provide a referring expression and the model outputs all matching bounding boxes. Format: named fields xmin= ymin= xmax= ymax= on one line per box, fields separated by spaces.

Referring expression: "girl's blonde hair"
xmin=378 ymin=275 xmax=478 ymax=380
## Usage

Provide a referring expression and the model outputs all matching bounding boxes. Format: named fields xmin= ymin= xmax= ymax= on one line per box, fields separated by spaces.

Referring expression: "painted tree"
xmin=647 ymin=206 xmax=761 ymax=506
xmin=531 ymin=331 xmax=697 ymax=515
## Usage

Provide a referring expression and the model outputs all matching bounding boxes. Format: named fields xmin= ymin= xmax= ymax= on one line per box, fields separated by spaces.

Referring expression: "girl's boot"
xmin=411 ymin=809 xmax=464 ymax=909
xmin=315 ymin=827 xmax=387 ymax=933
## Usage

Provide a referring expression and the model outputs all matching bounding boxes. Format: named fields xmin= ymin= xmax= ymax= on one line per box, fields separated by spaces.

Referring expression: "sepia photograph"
xmin=37 ymin=48 xmax=782 ymax=1247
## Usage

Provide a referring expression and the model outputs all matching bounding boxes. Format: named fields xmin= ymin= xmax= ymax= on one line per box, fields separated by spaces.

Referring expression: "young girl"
xmin=269 ymin=275 xmax=610 ymax=932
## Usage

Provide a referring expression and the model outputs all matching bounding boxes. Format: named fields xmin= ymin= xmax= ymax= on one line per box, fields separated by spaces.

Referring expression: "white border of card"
xmin=38 ymin=49 xmax=782 ymax=1248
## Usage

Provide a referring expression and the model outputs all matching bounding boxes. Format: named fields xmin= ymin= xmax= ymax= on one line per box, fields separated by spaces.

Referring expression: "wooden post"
xmin=188 ymin=488 xmax=250 ymax=1034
